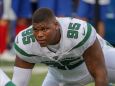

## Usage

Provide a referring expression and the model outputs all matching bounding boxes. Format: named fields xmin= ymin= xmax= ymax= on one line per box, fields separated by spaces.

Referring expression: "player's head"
xmin=32 ymin=8 xmax=61 ymax=47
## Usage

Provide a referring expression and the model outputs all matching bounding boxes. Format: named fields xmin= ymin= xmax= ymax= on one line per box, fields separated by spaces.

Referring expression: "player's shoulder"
xmin=61 ymin=17 xmax=95 ymax=40
xmin=57 ymin=17 xmax=90 ymax=32
xmin=14 ymin=25 xmax=41 ymax=57
xmin=69 ymin=18 xmax=96 ymax=46
xmin=14 ymin=25 xmax=35 ymax=47
xmin=57 ymin=17 xmax=87 ymax=25
xmin=59 ymin=17 xmax=97 ymax=52
xmin=69 ymin=19 xmax=97 ymax=52
xmin=69 ymin=17 xmax=96 ymax=37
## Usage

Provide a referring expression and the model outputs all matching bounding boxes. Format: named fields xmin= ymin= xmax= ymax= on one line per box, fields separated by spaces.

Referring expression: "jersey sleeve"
xmin=58 ymin=18 xmax=97 ymax=55
xmin=70 ymin=20 xmax=97 ymax=55
xmin=81 ymin=22 xmax=97 ymax=52
xmin=13 ymin=26 xmax=39 ymax=63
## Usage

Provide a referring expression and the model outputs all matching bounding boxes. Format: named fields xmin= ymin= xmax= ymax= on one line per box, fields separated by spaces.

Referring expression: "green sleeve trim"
xmin=5 ymin=81 xmax=16 ymax=86
xmin=14 ymin=43 xmax=37 ymax=57
xmin=72 ymin=23 xmax=92 ymax=49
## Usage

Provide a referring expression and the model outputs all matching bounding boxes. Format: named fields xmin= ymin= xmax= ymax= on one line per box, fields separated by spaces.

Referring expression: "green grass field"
xmin=0 ymin=60 xmax=94 ymax=86
xmin=0 ymin=60 xmax=114 ymax=86
xmin=6 ymin=72 xmax=94 ymax=86
xmin=7 ymin=72 xmax=47 ymax=86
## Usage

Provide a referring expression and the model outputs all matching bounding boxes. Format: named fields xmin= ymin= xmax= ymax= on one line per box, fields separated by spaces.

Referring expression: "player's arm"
xmin=12 ymin=56 xmax=35 ymax=86
xmin=83 ymin=38 xmax=108 ymax=86
xmin=0 ymin=69 xmax=16 ymax=86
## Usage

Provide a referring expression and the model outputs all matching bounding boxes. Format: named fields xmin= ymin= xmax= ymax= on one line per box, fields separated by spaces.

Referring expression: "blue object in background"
xmin=104 ymin=0 xmax=115 ymax=46
xmin=105 ymin=19 xmax=115 ymax=45
xmin=0 ymin=0 xmax=3 ymax=18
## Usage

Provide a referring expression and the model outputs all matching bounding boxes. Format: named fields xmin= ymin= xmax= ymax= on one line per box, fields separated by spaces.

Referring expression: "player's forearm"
xmin=95 ymin=76 xmax=108 ymax=86
xmin=12 ymin=66 xmax=32 ymax=86
xmin=95 ymin=81 xmax=108 ymax=86
xmin=92 ymin=67 xmax=108 ymax=86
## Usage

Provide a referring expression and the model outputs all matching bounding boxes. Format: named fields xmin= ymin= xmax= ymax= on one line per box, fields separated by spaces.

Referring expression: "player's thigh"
xmin=64 ymin=74 xmax=93 ymax=86
xmin=42 ymin=72 xmax=59 ymax=86
xmin=103 ymin=46 xmax=115 ymax=82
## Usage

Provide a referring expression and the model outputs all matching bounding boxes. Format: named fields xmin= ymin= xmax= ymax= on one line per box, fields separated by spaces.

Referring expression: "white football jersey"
xmin=14 ymin=17 xmax=97 ymax=68
xmin=14 ymin=17 xmax=114 ymax=82
xmin=15 ymin=17 xmax=112 ymax=81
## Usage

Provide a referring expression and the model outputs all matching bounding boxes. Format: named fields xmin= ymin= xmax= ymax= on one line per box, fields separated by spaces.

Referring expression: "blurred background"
xmin=0 ymin=0 xmax=115 ymax=86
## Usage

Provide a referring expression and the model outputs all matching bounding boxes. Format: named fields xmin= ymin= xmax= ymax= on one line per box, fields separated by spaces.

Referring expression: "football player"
xmin=12 ymin=8 xmax=115 ymax=86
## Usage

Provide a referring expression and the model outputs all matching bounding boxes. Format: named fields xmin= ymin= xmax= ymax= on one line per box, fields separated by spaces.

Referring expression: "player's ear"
xmin=54 ymin=21 xmax=60 ymax=30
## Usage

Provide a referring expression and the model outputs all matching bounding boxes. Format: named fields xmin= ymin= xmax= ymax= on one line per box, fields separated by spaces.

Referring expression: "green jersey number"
xmin=67 ymin=23 xmax=81 ymax=39
xmin=22 ymin=28 xmax=35 ymax=45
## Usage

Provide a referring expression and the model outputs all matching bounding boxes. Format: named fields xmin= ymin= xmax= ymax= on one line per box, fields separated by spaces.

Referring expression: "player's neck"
xmin=50 ymin=28 xmax=61 ymax=45
xmin=47 ymin=42 xmax=60 ymax=53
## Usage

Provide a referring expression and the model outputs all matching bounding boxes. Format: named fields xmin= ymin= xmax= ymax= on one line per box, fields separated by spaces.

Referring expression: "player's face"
xmin=33 ymin=21 xmax=60 ymax=47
